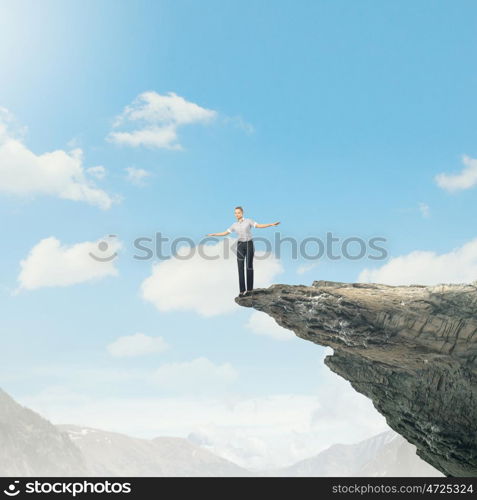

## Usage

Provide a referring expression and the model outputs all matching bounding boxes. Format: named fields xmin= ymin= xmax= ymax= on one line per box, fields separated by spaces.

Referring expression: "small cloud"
xmin=16 ymin=235 xmax=121 ymax=291
xmin=418 ymin=202 xmax=430 ymax=218
xmin=66 ymin=136 xmax=82 ymax=149
xmin=106 ymin=91 xmax=217 ymax=150
xmin=140 ymin=239 xmax=283 ymax=317
xmin=435 ymin=154 xmax=477 ymax=193
xmin=0 ymin=106 xmax=28 ymax=139
xmin=296 ymin=262 xmax=319 ymax=275
xmin=150 ymin=357 xmax=238 ymax=394
xmin=107 ymin=333 xmax=169 ymax=358
xmin=0 ymin=108 xmax=116 ymax=209
xmin=358 ymin=237 xmax=477 ymax=285
xmin=124 ymin=166 xmax=151 ymax=186
xmin=222 ymin=115 xmax=255 ymax=134
xmin=245 ymin=311 xmax=294 ymax=341
xmin=86 ymin=165 xmax=107 ymax=180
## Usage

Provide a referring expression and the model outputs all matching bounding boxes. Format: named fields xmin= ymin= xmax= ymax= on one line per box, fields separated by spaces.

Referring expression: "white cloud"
xmin=140 ymin=239 xmax=283 ymax=316
xmin=0 ymin=108 xmax=115 ymax=209
xmin=107 ymin=91 xmax=217 ymax=150
xmin=86 ymin=165 xmax=107 ymax=179
xmin=151 ymin=357 xmax=238 ymax=394
xmin=435 ymin=154 xmax=477 ymax=192
xmin=222 ymin=115 xmax=255 ymax=134
xmin=245 ymin=311 xmax=294 ymax=342
xmin=296 ymin=262 xmax=319 ymax=275
xmin=124 ymin=166 xmax=151 ymax=186
xmin=17 ymin=235 xmax=120 ymax=291
xmin=107 ymin=333 xmax=169 ymax=358
xmin=358 ymin=237 xmax=477 ymax=285
xmin=0 ymin=106 xmax=27 ymax=138
xmin=418 ymin=202 xmax=430 ymax=218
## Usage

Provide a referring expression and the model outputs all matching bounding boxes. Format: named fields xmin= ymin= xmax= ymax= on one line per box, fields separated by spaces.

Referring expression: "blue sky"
xmin=1 ymin=0 xmax=477 ymax=469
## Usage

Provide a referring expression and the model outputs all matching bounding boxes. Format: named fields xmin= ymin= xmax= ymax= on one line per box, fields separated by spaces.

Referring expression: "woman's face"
xmin=234 ymin=208 xmax=243 ymax=220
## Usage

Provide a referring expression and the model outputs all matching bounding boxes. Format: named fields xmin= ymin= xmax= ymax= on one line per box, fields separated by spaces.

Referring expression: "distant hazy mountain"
xmin=268 ymin=430 xmax=443 ymax=477
xmin=0 ymin=388 xmax=87 ymax=476
xmin=58 ymin=424 xmax=252 ymax=477
xmin=358 ymin=432 xmax=444 ymax=477
xmin=0 ymin=387 xmax=443 ymax=477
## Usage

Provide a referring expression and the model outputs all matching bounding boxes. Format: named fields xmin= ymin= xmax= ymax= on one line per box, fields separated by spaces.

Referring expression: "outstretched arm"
xmin=255 ymin=221 xmax=280 ymax=228
xmin=206 ymin=230 xmax=231 ymax=237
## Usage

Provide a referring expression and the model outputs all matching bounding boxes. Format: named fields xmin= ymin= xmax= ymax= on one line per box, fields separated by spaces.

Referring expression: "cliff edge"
xmin=235 ymin=280 xmax=477 ymax=477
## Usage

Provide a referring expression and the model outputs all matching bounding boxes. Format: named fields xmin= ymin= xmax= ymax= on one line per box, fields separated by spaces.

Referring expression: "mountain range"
xmin=0 ymin=387 xmax=442 ymax=477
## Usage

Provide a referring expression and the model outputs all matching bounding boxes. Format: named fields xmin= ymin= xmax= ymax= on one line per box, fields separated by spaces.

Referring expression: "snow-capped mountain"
xmin=0 ymin=388 xmax=87 ymax=476
xmin=58 ymin=424 xmax=252 ymax=477
xmin=0 ymin=387 xmax=444 ymax=477
xmin=268 ymin=430 xmax=443 ymax=476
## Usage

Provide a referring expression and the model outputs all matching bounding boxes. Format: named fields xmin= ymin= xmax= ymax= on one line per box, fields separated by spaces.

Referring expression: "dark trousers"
xmin=237 ymin=240 xmax=254 ymax=293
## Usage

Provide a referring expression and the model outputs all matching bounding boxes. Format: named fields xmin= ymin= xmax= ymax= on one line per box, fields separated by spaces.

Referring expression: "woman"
xmin=207 ymin=206 xmax=280 ymax=296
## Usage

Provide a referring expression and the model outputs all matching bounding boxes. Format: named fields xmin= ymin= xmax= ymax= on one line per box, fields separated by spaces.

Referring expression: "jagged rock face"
xmin=236 ymin=281 xmax=477 ymax=477
xmin=0 ymin=389 xmax=87 ymax=476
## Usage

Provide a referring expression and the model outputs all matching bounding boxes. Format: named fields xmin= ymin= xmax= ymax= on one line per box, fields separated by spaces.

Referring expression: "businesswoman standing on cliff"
xmin=207 ymin=206 xmax=280 ymax=297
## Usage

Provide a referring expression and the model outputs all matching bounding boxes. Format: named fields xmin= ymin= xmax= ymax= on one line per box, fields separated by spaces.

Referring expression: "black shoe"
xmin=238 ymin=291 xmax=246 ymax=297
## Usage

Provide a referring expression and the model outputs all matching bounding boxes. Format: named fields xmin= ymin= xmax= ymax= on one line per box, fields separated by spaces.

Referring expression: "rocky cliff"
xmin=236 ymin=280 xmax=477 ymax=477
